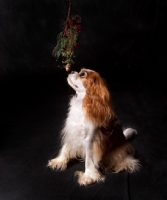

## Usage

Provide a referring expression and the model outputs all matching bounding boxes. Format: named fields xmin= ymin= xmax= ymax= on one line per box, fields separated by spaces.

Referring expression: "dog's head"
xmin=67 ymin=68 xmax=114 ymax=126
xmin=67 ymin=68 xmax=105 ymax=93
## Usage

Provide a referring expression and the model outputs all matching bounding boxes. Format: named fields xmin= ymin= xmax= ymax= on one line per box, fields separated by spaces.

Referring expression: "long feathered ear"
xmin=83 ymin=72 xmax=114 ymax=127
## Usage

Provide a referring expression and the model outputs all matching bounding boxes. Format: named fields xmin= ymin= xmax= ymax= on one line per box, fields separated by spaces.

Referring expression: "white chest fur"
xmin=61 ymin=95 xmax=90 ymax=158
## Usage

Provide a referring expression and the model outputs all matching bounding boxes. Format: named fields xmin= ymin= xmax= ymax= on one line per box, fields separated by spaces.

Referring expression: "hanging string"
xmin=66 ymin=0 xmax=71 ymax=22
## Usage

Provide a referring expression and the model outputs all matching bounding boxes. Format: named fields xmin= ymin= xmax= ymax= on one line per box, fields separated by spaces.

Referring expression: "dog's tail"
xmin=123 ymin=128 xmax=137 ymax=140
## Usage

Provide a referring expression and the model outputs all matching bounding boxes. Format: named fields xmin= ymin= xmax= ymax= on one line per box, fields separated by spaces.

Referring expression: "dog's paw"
xmin=47 ymin=158 xmax=67 ymax=171
xmin=75 ymin=171 xmax=105 ymax=186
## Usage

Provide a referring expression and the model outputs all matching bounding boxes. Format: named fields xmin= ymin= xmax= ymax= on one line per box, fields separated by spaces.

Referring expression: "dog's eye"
xmin=79 ymin=72 xmax=86 ymax=78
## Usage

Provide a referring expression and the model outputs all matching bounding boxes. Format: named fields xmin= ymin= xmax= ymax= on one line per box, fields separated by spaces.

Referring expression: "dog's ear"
xmin=83 ymin=72 xmax=114 ymax=127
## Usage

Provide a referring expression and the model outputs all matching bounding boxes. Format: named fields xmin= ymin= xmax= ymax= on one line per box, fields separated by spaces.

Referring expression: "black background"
xmin=1 ymin=0 xmax=167 ymax=199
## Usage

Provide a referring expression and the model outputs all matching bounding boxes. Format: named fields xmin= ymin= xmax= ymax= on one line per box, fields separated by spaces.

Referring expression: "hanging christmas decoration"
xmin=52 ymin=0 xmax=81 ymax=71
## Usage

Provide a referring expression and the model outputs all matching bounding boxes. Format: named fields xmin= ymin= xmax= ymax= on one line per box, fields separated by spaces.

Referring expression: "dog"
xmin=47 ymin=68 xmax=140 ymax=186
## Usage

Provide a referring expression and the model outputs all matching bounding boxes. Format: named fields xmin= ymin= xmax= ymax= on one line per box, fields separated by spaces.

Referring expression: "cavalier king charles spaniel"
xmin=47 ymin=68 xmax=140 ymax=186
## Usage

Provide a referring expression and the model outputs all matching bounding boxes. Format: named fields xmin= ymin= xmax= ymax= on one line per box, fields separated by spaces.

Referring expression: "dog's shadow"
xmin=67 ymin=157 xmax=84 ymax=169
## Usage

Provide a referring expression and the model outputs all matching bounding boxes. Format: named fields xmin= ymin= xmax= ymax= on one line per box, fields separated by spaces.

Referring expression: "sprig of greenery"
xmin=52 ymin=13 xmax=81 ymax=70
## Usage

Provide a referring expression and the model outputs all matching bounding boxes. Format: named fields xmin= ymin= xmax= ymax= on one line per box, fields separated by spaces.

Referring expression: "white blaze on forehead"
xmin=80 ymin=68 xmax=95 ymax=73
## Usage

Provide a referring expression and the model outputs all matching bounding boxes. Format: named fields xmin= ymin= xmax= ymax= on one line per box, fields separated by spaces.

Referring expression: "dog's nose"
xmin=71 ymin=71 xmax=78 ymax=75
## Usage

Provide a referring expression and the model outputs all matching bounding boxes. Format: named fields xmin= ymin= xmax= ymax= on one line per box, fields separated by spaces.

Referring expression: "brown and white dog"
xmin=47 ymin=68 xmax=140 ymax=186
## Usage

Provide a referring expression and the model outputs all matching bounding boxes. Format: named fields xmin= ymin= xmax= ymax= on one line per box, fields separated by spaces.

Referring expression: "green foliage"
xmin=52 ymin=15 xmax=81 ymax=68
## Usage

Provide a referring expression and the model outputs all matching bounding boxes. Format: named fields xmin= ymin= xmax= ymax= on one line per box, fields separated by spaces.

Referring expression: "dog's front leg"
xmin=75 ymin=128 xmax=105 ymax=186
xmin=47 ymin=144 xmax=69 ymax=171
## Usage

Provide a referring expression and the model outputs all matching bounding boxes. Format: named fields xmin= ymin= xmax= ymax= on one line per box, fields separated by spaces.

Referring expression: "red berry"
xmin=74 ymin=43 xmax=79 ymax=48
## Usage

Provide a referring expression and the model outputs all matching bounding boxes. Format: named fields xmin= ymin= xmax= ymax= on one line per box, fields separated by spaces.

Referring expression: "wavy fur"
xmin=83 ymin=71 xmax=114 ymax=127
xmin=47 ymin=68 xmax=140 ymax=186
